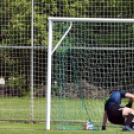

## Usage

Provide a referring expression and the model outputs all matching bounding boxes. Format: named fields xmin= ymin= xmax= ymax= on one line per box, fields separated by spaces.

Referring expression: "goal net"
xmin=46 ymin=18 xmax=134 ymax=130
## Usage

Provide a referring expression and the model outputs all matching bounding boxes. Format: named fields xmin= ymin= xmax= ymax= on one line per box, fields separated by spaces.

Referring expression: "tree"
xmin=0 ymin=0 xmax=133 ymax=94
xmin=0 ymin=0 xmax=32 ymax=92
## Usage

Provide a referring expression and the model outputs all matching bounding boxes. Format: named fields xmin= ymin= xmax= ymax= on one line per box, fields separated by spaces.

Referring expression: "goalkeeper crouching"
xmin=102 ymin=90 xmax=134 ymax=131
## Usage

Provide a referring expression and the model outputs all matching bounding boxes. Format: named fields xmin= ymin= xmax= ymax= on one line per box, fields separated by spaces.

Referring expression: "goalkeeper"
xmin=102 ymin=90 xmax=134 ymax=131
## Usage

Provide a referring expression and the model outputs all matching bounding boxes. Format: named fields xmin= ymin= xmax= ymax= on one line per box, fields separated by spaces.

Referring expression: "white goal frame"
xmin=46 ymin=17 xmax=134 ymax=130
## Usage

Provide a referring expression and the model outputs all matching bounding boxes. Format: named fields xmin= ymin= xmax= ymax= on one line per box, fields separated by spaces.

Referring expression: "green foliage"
xmin=0 ymin=0 xmax=134 ymax=93
xmin=51 ymin=84 xmax=58 ymax=95
xmin=7 ymin=76 xmax=27 ymax=96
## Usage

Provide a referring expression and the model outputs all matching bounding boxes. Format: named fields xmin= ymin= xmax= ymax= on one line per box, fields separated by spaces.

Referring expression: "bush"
xmin=7 ymin=76 xmax=27 ymax=96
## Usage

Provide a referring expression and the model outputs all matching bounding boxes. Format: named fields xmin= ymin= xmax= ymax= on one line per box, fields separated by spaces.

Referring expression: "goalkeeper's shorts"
xmin=107 ymin=104 xmax=125 ymax=125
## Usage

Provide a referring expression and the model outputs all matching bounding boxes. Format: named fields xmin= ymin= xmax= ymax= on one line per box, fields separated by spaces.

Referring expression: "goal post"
xmin=46 ymin=17 xmax=134 ymax=130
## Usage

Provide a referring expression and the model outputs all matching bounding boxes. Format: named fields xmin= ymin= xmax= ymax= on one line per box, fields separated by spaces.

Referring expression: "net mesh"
xmin=51 ymin=21 xmax=134 ymax=129
xmin=0 ymin=0 xmax=134 ymax=130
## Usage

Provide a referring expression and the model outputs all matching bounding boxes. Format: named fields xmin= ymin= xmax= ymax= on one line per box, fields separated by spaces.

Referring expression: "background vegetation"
xmin=0 ymin=0 xmax=134 ymax=94
xmin=0 ymin=0 xmax=134 ymax=132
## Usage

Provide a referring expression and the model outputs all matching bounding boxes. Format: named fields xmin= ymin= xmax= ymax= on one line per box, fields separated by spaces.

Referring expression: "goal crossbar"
xmin=46 ymin=17 xmax=134 ymax=130
xmin=48 ymin=17 xmax=134 ymax=23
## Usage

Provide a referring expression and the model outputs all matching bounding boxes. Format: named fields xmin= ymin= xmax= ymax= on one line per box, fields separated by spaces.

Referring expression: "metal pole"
xmin=46 ymin=20 xmax=53 ymax=130
xmin=31 ymin=0 xmax=34 ymax=120
xmin=0 ymin=46 xmax=134 ymax=50
xmin=51 ymin=22 xmax=73 ymax=55
xmin=48 ymin=17 xmax=134 ymax=23
xmin=0 ymin=46 xmax=47 ymax=49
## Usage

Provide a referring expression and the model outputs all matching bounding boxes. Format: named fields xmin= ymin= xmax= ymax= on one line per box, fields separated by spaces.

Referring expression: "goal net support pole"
xmin=46 ymin=19 xmax=53 ymax=130
xmin=46 ymin=17 xmax=134 ymax=130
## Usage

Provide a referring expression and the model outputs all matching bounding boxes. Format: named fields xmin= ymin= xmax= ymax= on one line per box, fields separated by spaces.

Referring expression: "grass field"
xmin=0 ymin=122 xmax=133 ymax=134
xmin=0 ymin=97 xmax=132 ymax=133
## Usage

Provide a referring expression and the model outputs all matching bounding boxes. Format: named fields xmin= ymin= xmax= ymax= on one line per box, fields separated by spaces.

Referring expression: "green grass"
xmin=0 ymin=97 xmax=132 ymax=133
xmin=0 ymin=97 xmax=104 ymax=122
xmin=0 ymin=97 xmax=46 ymax=120
xmin=0 ymin=122 xmax=133 ymax=134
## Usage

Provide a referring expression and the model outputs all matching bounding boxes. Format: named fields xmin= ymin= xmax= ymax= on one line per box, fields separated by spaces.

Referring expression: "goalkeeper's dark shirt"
xmin=105 ymin=91 xmax=126 ymax=112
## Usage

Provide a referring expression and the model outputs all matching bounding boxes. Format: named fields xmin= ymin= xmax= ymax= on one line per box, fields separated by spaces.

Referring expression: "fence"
xmin=0 ymin=0 xmax=134 ymax=124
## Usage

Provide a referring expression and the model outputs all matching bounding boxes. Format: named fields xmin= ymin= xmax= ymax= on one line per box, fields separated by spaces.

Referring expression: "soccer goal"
xmin=46 ymin=18 xmax=134 ymax=130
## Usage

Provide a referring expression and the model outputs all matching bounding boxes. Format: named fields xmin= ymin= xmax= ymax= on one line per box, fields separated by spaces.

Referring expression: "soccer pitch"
xmin=0 ymin=122 xmax=132 ymax=134
xmin=0 ymin=97 xmax=131 ymax=133
xmin=0 ymin=97 xmax=104 ymax=126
